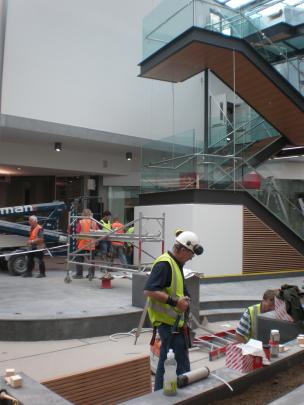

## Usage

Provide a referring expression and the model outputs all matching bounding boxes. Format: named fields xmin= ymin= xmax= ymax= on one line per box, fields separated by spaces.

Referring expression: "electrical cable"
xmin=109 ymin=328 xmax=153 ymax=342
xmin=210 ymin=372 xmax=234 ymax=392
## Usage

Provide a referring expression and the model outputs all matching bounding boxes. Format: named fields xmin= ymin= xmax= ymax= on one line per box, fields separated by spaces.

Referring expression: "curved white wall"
xmin=135 ymin=203 xmax=243 ymax=276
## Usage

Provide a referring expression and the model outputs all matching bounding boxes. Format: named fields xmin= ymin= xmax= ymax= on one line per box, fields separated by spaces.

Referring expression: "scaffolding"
xmin=64 ymin=212 xmax=165 ymax=283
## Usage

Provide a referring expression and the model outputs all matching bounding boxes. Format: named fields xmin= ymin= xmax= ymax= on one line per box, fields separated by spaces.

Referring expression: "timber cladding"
xmin=42 ymin=355 xmax=152 ymax=405
xmin=243 ymin=207 xmax=304 ymax=274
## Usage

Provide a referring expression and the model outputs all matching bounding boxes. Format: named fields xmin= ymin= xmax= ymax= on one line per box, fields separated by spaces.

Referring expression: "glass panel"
xmin=108 ymin=187 xmax=140 ymax=224
xmin=143 ymin=0 xmax=194 ymax=59
xmin=141 ymin=129 xmax=202 ymax=194
xmin=208 ymin=74 xmax=282 ymax=162
xmin=201 ymin=155 xmax=304 ymax=240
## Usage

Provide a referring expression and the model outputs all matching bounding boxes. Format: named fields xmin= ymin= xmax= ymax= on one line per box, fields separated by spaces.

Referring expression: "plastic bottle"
xmin=269 ymin=329 xmax=280 ymax=358
xmin=163 ymin=349 xmax=177 ymax=396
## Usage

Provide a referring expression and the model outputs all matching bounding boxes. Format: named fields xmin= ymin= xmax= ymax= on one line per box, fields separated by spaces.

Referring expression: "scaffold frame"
xmin=64 ymin=211 xmax=165 ymax=282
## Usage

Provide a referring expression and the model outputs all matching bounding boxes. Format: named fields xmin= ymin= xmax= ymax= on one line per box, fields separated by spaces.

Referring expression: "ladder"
xmin=193 ymin=329 xmax=237 ymax=361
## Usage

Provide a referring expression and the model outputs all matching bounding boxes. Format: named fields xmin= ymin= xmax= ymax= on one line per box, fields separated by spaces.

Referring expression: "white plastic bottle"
xmin=163 ymin=349 xmax=177 ymax=396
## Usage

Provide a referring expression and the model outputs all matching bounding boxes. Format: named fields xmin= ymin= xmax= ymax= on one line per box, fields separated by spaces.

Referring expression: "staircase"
xmin=140 ymin=0 xmax=304 ymax=246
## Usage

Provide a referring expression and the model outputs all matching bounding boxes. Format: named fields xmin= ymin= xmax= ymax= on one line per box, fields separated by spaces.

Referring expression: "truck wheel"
xmin=0 ymin=257 xmax=8 ymax=271
xmin=8 ymin=253 xmax=28 ymax=276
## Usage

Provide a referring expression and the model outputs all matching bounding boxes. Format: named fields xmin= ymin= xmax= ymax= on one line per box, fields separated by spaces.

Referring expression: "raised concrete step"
xmin=200 ymin=299 xmax=258 ymax=310
xmin=199 ymin=308 xmax=245 ymax=322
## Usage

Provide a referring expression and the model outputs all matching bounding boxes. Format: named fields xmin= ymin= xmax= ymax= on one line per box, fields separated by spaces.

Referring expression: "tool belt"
xmin=149 ymin=319 xmax=192 ymax=349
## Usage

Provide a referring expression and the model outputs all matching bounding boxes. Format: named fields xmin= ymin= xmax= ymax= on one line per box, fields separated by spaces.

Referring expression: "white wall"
xmin=1 ymin=0 xmax=204 ymax=143
xmin=135 ymin=203 xmax=243 ymax=276
xmin=0 ymin=140 xmax=140 ymax=175
xmin=259 ymin=159 xmax=304 ymax=180
xmin=0 ymin=0 xmax=7 ymax=108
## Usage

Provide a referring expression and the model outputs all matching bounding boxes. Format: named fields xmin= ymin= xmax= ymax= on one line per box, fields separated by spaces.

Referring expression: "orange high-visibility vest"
xmin=29 ymin=224 xmax=44 ymax=248
xmin=77 ymin=219 xmax=98 ymax=251
xmin=111 ymin=221 xmax=125 ymax=246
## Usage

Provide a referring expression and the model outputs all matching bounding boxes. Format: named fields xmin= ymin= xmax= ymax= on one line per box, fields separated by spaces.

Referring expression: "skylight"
xmin=226 ymin=0 xmax=255 ymax=8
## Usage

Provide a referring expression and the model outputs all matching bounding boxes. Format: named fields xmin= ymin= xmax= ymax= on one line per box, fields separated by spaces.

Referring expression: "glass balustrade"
xmin=203 ymin=155 xmax=304 ymax=240
xmin=141 ymin=129 xmax=202 ymax=194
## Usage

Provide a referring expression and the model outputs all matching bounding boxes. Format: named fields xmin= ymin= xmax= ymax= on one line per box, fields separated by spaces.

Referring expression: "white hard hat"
xmin=175 ymin=231 xmax=204 ymax=255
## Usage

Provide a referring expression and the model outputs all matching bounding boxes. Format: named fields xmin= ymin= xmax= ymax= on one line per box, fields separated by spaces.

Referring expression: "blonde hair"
xmin=82 ymin=208 xmax=92 ymax=217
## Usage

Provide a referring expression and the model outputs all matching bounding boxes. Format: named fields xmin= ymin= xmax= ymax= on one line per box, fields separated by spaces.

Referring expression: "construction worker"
xmin=235 ymin=289 xmax=277 ymax=343
xmin=73 ymin=208 xmax=99 ymax=279
xmin=100 ymin=210 xmax=112 ymax=260
xmin=144 ymin=230 xmax=204 ymax=391
xmin=23 ymin=215 xmax=46 ymax=278
xmin=111 ymin=217 xmax=128 ymax=266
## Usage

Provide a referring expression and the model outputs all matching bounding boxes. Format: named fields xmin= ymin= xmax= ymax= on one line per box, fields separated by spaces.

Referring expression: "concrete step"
xmin=199 ymin=308 xmax=244 ymax=323
xmin=200 ymin=299 xmax=258 ymax=310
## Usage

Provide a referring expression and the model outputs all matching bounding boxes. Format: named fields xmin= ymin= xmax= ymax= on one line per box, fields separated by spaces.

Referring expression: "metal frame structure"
xmin=65 ymin=212 xmax=165 ymax=282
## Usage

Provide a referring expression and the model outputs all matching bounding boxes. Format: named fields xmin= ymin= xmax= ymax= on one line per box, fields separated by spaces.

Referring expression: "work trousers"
xmin=112 ymin=245 xmax=128 ymax=266
xmin=99 ymin=240 xmax=112 ymax=257
xmin=75 ymin=250 xmax=96 ymax=276
xmin=154 ymin=323 xmax=190 ymax=391
xmin=27 ymin=251 xmax=45 ymax=275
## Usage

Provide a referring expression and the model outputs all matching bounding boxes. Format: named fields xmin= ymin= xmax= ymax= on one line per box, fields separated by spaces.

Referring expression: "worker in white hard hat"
xmin=144 ymin=230 xmax=204 ymax=391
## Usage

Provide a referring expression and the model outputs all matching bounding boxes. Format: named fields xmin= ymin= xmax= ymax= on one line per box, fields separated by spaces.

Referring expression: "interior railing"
xmin=141 ymin=150 xmax=304 ymax=240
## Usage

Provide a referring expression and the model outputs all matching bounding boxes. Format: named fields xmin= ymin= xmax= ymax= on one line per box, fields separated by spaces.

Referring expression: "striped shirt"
xmin=236 ymin=308 xmax=251 ymax=339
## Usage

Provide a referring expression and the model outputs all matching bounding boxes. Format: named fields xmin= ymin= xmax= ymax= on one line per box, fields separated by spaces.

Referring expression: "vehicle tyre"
xmin=0 ymin=257 xmax=8 ymax=272
xmin=8 ymin=252 xmax=28 ymax=276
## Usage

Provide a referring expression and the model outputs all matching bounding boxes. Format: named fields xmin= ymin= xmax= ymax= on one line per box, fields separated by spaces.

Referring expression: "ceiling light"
xmin=126 ymin=152 xmax=132 ymax=161
xmin=54 ymin=142 xmax=62 ymax=152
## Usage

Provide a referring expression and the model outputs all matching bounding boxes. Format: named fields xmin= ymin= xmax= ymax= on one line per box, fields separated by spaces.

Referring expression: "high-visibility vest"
xmin=100 ymin=219 xmax=111 ymax=232
xmin=126 ymin=226 xmax=134 ymax=234
xmin=248 ymin=303 xmax=261 ymax=340
xmin=126 ymin=226 xmax=134 ymax=247
xmin=147 ymin=252 xmax=185 ymax=328
xmin=77 ymin=219 xmax=98 ymax=251
xmin=29 ymin=224 xmax=45 ymax=248
xmin=111 ymin=221 xmax=125 ymax=246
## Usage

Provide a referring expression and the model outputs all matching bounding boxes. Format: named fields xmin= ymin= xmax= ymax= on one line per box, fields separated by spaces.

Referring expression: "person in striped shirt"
xmin=236 ymin=289 xmax=277 ymax=343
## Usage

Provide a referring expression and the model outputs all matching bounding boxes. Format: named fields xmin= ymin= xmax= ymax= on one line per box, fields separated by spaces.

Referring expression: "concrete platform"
xmin=0 ymin=257 xmax=143 ymax=340
xmin=0 ymin=372 xmax=72 ymax=404
xmin=122 ymin=340 xmax=304 ymax=405
xmin=0 ymin=256 xmax=303 ymax=341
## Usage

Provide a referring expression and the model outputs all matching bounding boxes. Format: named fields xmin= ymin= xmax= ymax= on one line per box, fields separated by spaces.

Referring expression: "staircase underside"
xmin=140 ymin=27 xmax=304 ymax=145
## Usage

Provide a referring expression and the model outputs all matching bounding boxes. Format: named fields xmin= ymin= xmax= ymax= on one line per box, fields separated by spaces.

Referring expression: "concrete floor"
xmin=0 ymin=256 xmax=303 ymax=384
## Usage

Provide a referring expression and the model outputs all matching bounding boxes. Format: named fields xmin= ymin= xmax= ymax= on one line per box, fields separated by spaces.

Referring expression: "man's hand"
xmin=176 ymin=296 xmax=190 ymax=313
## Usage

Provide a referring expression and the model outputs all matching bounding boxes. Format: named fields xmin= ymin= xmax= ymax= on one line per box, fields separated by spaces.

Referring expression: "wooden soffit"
xmin=139 ymin=28 xmax=304 ymax=146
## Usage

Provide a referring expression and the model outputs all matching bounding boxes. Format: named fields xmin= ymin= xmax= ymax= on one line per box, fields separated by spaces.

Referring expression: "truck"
xmin=0 ymin=201 xmax=68 ymax=275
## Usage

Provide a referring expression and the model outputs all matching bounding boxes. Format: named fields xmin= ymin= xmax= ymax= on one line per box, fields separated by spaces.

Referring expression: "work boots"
xmin=36 ymin=261 xmax=46 ymax=278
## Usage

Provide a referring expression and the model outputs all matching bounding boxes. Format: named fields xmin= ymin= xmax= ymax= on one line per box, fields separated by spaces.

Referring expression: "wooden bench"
xmin=42 ymin=355 xmax=152 ymax=405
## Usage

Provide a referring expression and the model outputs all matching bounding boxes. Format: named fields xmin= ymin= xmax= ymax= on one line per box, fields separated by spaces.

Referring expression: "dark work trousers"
xmin=27 ymin=250 xmax=46 ymax=275
xmin=75 ymin=250 xmax=96 ymax=276
xmin=154 ymin=323 xmax=190 ymax=391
